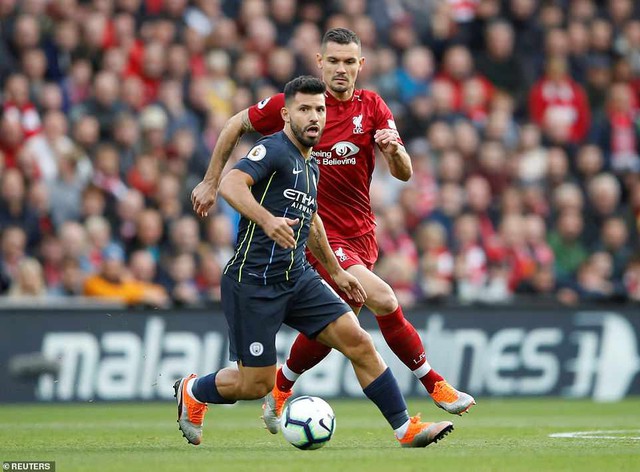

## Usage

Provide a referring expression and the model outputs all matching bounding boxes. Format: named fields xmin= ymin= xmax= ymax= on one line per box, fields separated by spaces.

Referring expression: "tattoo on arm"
xmin=313 ymin=227 xmax=329 ymax=265
xmin=240 ymin=112 xmax=254 ymax=133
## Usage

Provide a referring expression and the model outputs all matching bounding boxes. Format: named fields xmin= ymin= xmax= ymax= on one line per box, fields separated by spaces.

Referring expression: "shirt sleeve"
xmin=233 ymin=138 xmax=280 ymax=183
xmin=248 ymin=93 xmax=286 ymax=135
xmin=373 ymin=94 xmax=404 ymax=145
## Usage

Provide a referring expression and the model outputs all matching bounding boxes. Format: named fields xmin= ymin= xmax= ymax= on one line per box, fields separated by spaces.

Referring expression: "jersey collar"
xmin=324 ymin=89 xmax=362 ymax=106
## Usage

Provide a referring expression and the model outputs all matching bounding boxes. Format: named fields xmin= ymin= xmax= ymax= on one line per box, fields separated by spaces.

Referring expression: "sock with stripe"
xmin=276 ymin=334 xmax=332 ymax=391
xmin=376 ymin=306 xmax=444 ymax=393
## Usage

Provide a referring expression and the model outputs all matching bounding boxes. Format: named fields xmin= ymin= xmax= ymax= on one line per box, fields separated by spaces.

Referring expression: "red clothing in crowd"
xmin=3 ymin=102 xmax=41 ymax=139
xmin=529 ymin=76 xmax=591 ymax=143
xmin=435 ymin=72 xmax=494 ymax=112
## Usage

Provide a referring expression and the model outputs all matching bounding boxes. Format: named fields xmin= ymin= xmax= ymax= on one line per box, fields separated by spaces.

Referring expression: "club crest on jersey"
xmin=335 ymin=247 xmax=348 ymax=262
xmin=352 ymin=114 xmax=364 ymax=134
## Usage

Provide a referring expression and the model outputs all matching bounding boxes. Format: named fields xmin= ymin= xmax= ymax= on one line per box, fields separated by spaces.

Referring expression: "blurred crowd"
xmin=0 ymin=0 xmax=639 ymax=308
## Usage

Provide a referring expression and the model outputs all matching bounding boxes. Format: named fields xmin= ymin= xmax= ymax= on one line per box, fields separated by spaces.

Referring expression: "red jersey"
xmin=248 ymin=90 xmax=399 ymax=239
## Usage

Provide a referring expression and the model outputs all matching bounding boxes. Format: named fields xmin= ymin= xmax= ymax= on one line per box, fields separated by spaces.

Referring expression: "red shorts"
xmin=305 ymin=231 xmax=379 ymax=308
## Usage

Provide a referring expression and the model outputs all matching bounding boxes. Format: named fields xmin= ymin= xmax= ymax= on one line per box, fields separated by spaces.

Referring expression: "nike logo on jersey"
xmin=257 ymin=97 xmax=271 ymax=109
xmin=293 ymin=168 xmax=303 ymax=174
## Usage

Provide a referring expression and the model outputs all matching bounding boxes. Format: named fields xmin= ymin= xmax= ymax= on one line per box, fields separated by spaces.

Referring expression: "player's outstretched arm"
xmin=219 ymin=169 xmax=298 ymax=249
xmin=308 ymin=213 xmax=366 ymax=304
xmin=191 ymin=109 xmax=255 ymax=218
xmin=374 ymin=129 xmax=413 ymax=181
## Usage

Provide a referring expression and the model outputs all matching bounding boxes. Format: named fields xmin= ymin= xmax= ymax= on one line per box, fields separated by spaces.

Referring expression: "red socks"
xmin=279 ymin=306 xmax=444 ymax=395
xmin=277 ymin=334 xmax=332 ymax=391
xmin=376 ymin=306 xmax=443 ymax=393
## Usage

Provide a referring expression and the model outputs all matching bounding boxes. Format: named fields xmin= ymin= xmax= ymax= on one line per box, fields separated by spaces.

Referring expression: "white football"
xmin=280 ymin=395 xmax=336 ymax=450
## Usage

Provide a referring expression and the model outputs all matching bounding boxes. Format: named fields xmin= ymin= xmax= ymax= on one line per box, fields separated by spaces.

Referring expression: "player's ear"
xmin=316 ymin=52 xmax=323 ymax=70
xmin=358 ymin=56 xmax=365 ymax=71
xmin=280 ymin=107 xmax=289 ymax=123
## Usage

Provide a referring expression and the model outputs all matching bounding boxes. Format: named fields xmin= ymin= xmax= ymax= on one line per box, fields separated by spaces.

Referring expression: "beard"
xmin=329 ymin=75 xmax=350 ymax=93
xmin=290 ymin=120 xmax=320 ymax=148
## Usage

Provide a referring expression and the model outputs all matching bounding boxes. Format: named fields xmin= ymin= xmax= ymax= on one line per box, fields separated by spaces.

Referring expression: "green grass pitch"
xmin=0 ymin=398 xmax=639 ymax=472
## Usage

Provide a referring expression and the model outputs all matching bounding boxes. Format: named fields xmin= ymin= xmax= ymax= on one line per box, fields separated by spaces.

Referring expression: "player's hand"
xmin=191 ymin=180 xmax=218 ymax=218
xmin=262 ymin=216 xmax=299 ymax=249
xmin=374 ymin=128 xmax=400 ymax=154
xmin=331 ymin=269 xmax=366 ymax=305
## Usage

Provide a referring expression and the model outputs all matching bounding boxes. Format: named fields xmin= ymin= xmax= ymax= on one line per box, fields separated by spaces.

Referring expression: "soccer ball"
xmin=280 ymin=395 xmax=336 ymax=450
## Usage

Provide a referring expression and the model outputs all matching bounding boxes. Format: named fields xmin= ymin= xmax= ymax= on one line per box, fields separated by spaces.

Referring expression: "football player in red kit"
xmin=191 ymin=28 xmax=475 ymax=433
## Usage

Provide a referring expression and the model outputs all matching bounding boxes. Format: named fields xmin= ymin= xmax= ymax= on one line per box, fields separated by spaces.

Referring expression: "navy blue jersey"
xmin=224 ymin=131 xmax=320 ymax=285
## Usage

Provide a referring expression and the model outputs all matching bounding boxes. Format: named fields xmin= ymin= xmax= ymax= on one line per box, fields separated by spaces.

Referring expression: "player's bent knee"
xmin=369 ymin=284 xmax=398 ymax=315
xmin=341 ymin=328 xmax=375 ymax=361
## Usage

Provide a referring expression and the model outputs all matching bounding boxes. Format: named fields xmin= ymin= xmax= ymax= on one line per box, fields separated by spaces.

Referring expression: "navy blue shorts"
xmin=221 ymin=268 xmax=350 ymax=367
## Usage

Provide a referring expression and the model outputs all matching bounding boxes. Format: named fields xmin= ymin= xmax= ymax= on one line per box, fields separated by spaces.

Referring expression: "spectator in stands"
xmin=48 ymin=146 xmax=91 ymax=229
xmin=416 ymin=221 xmax=454 ymax=301
xmin=196 ymin=247 xmax=222 ymax=302
xmin=524 ymin=214 xmax=555 ymax=268
xmin=396 ymin=45 xmax=434 ymax=105
xmin=575 ymin=144 xmax=605 ymax=185
xmin=529 ymin=56 xmax=591 ymax=145
xmin=139 ymin=105 xmax=168 ymax=158
xmin=80 ymin=185 xmax=108 ymax=222
xmin=548 ymin=209 xmax=589 ymax=282
xmin=452 ymin=212 xmax=487 ymax=298
xmin=22 ymin=111 xmax=69 ymax=182
xmin=437 ymin=44 xmax=493 ymax=112
xmin=0 ymin=226 xmax=27 ymax=286
xmin=92 ymin=143 xmax=128 ymax=204
xmin=84 ymin=242 xmax=169 ymax=307
xmin=584 ymin=54 xmax=613 ymax=117
xmin=563 ymin=252 xmax=626 ymax=303
xmin=44 ymin=19 xmax=79 ymax=82
xmin=130 ymin=208 xmax=164 ymax=263
xmin=162 ymin=252 xmax=200 ymax=306
xmin=71 ymin=115 xmax=100 ymax=155
xmin=85 ymin=215 xmax=115 ymax=272
xmin=158 ymin=79 xmax=200 ymax=139
xmin=0 ymin=116 xmax=25 ymax=170
xmin=545 ymin=147 xmax=572 ymax=193
xmin=596 ymin=216 xmax=632 ymax=280
xmin=48 ymin=256 xmax=85 ymax=297
xmin=0 ymin=168 xmax=40 ymax=248
xmin=8 ymin=257 xmax=47 ymax=299
xmin=129 ymin=249 xmax=159 ymax=285
xmin=477 ymin=19 xmax=526 ymax=111
xmin=167 ymin=215 xmax=200 ymax=257
xmin=155 ymin=173 xmax=184 ymax=222
xmin=584 ymin=173 xmax=624 ymax=246
xmin=57 ymin=221 xmax=91 ymax=274
xmin=3 ymin=73 xmax=41 ymax=139
xmin=71 ymin=71 xmax=125 ymax=140
xmin=464 ymin=175 xmax=497 ymax=248
xmin=590 ymin=82 xmax=640 ymax=173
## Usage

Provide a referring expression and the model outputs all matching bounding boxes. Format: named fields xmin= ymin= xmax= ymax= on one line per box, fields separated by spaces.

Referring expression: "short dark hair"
xmin=322 ymin=27 xmax=361 ymax=49
xmin=283 ymin=75 xmax=326 ymax=104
